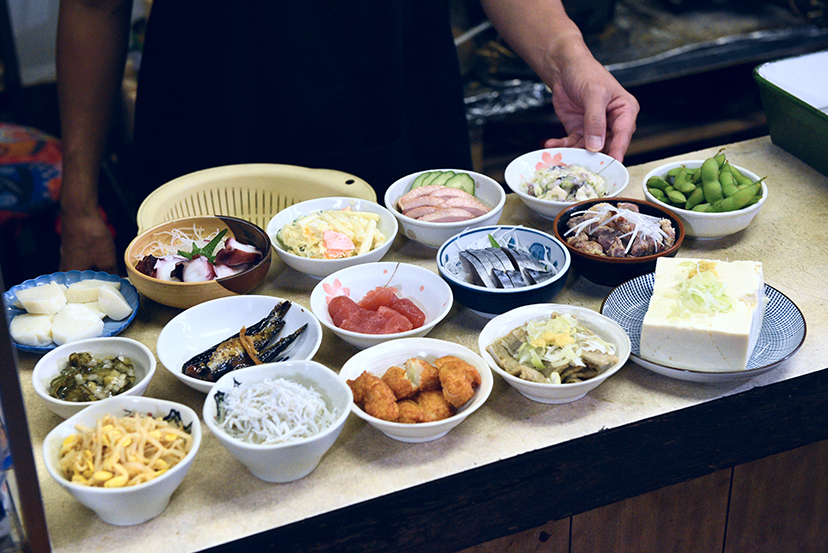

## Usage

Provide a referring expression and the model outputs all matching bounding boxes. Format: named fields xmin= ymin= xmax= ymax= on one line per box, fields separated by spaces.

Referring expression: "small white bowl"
xmin=642 ymin=160 xmax=767 ymax=239
xmin=338 ymin=337 xmax=493 ymax=443
xmin=436 ymin=225 xmax=571 ymax=318
xmin=309 ymin=262 xmax=453 ymax=350
xmin=32 ymin=337 xmax=156 ymax=419
xmin=478 ymin=304 xmax=631 ymax=404
xmin=265 ymin=197 xmax=398 ymax=279
xmin=383 ymin=169 xmax=506 ymax=248
xmin=504 ymin=148 xmax=629 ymax=220
xmin=157 ymin=295 xmax=323 ymax=394
xmin=203 ymin=361 xmax=352 ymax=483
xmin=42 ymin=396 xmax=201 ymax=526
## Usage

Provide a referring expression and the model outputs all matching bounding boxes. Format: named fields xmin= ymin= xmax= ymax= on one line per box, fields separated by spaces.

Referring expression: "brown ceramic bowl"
xmin=552 ymin=198 xmax=685 ymax=287
xmin=125 ymin=215 xmax=272 ymax=309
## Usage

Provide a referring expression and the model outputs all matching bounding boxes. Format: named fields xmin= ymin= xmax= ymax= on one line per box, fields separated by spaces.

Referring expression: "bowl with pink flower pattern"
xmin=309 ymin=262 xmax=453 ymax=350
xmin=504 ymin=148 xmax=629 ymax=220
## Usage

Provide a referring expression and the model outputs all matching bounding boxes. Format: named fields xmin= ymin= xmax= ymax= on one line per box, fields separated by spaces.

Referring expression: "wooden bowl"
xmin=125 ymin=216 xmax=272 ymax=309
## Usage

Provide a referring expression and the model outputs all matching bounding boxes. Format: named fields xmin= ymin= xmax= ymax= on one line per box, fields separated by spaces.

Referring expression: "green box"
xmin=754 ymin=50 xmax=828 ymax=178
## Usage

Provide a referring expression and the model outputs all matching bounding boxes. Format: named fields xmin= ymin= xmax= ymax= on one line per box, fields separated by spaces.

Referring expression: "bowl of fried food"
xmin=309 ymin=261 xmax=453 ymax=350
xmin=125 ymin=215 xmax=272 ymax=309
xmin=266 ymin=196 xmax=398 ymax=279
xmin=552 ymin=198 xmax=684 ymax=287
xmin=32 ymin=336 xmax=156 ymax=419
xmin=642 ymin=151 xmax=767 ymax=239
xmin=42 ymin=395 xmax=201 ymax=526
xmin=203 ymin=360 xmax=352 ymax=483
xmin=504 ymin=148 xmax=629 ymax=220
xmin=156 ymin=295 xmax=323 ymax=394
xmin=479 ymin=304 xmax=631 ymax=404
xmin=383 ymin=168 xmax=506 ymax=248
xmin=338 ymin=337 xmax=493 ymax=443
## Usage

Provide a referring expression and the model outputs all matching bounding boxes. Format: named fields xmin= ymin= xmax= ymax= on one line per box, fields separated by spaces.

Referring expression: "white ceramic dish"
xmin=642 ymin=160 xmax=767 ymax=239
xmin=436 ymin=225 xmax=570 ymax=318
xmin=4 ymin=270 xmax=140 ymax=353
xmin=383 ymin=168 xmax=506 ymax=248
xmin=42 ymin=396 xmax=201 ymax=526
xmin=600 ymin=272 xmax=806 ymax=382
xmin=338 ymin=337 xmax=493 ymax=443
xmin=309 ymin=262 xmax=453 ymax=350
xmin=265 ymin=196 xmax=398 ymax=279
xmin=504 ymin=148 xmax=629 ymax=220
xmin=478 ymin=304 xmax=631 ymax=404
xmin=156 ymin=295 xmax=323 ymax=393
xmin=32 ymin=337 xmax=156 ymax=419
xmin=203 ymin=361 xmax=352 ymax=483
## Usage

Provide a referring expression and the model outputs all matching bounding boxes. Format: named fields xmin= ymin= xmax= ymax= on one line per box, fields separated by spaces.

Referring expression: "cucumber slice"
xmin=429 ymin=171 xmax=455 ymax=186
xmin=410 ymin=172 xmax=433 ymax=189
xmin=421 ymin=171 xmax=442 ymax=186
xmin=443 ymin=173 xmax=475 ymax=196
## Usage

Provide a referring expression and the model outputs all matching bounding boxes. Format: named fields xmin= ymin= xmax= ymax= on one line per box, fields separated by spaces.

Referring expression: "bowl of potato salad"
xmin=266 ymin=197 xmax=398 ymax=278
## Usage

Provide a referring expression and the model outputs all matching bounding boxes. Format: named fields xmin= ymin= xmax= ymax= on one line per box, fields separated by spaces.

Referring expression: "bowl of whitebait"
xmin=203 ymin=360 xmax=353 ymax=483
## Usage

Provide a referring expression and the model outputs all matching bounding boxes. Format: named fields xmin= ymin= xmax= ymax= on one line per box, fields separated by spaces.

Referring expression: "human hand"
xmin=543 ymin=56 xmax=639 ymax=161
xmin=59 ymin=208 xmax=118 ymax=274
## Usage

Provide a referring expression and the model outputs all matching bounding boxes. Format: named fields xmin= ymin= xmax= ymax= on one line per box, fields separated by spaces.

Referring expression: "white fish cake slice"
xmin=15 ymin=282 xmax=67 ymax=315
xmin=51 ymin=304 xmax=105 ymax=345
xmin=9 ymin=313 xmax=54 ymax=347
xmin=98 ymin=286 xmax=133 ymax=321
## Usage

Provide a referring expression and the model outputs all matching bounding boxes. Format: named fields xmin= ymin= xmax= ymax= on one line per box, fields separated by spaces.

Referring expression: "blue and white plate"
xmin=600 ymin=273 xmax=806 ymax=382
xmin=4 ymin=270 xmax=140 ymax=354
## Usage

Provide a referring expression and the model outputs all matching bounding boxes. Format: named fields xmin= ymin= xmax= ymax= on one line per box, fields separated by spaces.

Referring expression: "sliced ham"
xmin=397 ymin=184 xmax=490 ymax=223
xmin=419 ymin=208 xmax=482 ymax=223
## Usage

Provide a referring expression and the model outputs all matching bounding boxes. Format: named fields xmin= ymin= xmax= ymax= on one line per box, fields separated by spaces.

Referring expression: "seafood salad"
xmin=525 ymin=164 xmax=606 ymax=202
xmin=133 ymin=225 xmax=263 ymax=282
xmin=182 ymin=301 xmax=307 ymax=382
xmin=445 ymin=228 xmax=558 ymax=289
xmin=486 ymin=312 xmax=618 ymax=384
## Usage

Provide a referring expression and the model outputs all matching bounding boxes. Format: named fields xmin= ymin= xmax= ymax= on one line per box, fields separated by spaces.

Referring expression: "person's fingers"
xmin=543 ymin=134 xmax=582 ymax=149
xmin=581 ymin=86 xmax=608 ymax=154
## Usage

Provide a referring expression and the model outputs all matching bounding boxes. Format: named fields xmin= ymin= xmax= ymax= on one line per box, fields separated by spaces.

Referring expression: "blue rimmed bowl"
xmin=435 ymin=225 xmax=570 ymax=317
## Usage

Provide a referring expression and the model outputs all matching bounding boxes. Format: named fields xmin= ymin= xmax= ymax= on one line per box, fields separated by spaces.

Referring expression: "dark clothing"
xmin=133 ymin=1 xmax=473 ymax=201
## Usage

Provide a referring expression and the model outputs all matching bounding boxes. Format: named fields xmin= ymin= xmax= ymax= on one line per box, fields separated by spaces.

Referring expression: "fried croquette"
xmin=434 ymin=355 xmax=481 ymax=408
xmin=347 ymin=371 xmax=400 ymax=421
xmin=397 ymin=399 xmax=428 ymax=424
xmin=416 ymin=389 xmax=456 ymax=421
xmin=381 ymin=366 xmax=418 ymax=400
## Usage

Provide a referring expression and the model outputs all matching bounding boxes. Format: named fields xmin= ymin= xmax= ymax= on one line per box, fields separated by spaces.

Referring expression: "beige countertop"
xmin=12 ymin=136 xmax=828 ymax=553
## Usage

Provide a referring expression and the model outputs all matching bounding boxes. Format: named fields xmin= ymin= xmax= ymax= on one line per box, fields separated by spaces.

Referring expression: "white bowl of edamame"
xmin=642 ymin=159 xmax=767 ymax=239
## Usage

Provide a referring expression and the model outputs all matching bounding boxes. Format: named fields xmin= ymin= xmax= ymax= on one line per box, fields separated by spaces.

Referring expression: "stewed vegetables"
xmin=646 ymin=150 xmax=763 ymax=213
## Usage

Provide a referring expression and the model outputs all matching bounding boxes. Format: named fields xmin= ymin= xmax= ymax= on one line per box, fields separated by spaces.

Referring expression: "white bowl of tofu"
xmin=4 ymin=271 xmax=139 ymax=353
xmin=32 ymin=337 xmax=156 ymax=419
xmin=384 ymin=169 xmax=506 ymax=249
xmin=478 ymin=304 xmax=631 ymax=404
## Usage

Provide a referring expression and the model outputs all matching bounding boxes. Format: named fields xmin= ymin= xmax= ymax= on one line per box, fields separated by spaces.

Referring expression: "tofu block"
xmin=14 ymin=282 xmax=67 ymax=315
xmin=9 ymin=313 xmax=54 ymax=347
xmin=640 ymin=258 xmax=765 ymax=372
xmin=98 ymin=286 xmax=133 ymax=321
xmin=65 ymin=279 xmax=120 ymax=303
xmin=51 ymin=303 xmax=105 ymax=345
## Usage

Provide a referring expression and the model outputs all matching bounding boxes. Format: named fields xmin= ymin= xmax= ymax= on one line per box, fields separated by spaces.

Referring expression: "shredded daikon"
xmin=214 ymin=377 xmax=338 ymax=445
xmin=134 ymin=224 xmax=226 ymax=262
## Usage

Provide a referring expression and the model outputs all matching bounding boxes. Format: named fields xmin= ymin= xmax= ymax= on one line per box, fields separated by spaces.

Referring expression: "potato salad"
xmin=277 ymin=208 xmax=386 ymax=259
xmin=525 ymin=165 xmax=607 ymax=202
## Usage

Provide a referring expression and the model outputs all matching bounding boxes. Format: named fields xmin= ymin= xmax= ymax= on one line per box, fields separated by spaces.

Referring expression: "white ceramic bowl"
xmin=42 ymin=396 xmax=201 ymax=526
xmin=309 ymin=262 xmax=453 ymax=350
xmin=436 ymin=225 xmax=571 ymax=318
xmin=383 ymin=169 xmax=506 ymax=248
xmin=338 ymin=337 xmax=493 ymax=443
xmin=32 ymin=337 xmax=156 ymax=419
xmin=642 ymin=160 xmax=768 ymax=239
xmin=504 ymin=148 xmax=630 ymax=220
xmin=478 ymin=304 xmax=631 ymax=404
xmin=156 ymin=295 xmax=323 ymax=394
xmin=203 ymin=361 xmax=352 ymax=483
xmin=265 ymin=196 xmax=398 ymax=279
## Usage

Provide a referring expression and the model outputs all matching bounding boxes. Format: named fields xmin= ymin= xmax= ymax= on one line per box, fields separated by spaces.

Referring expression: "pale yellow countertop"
xmin=13 ymin=137 xmax=828 ymax=553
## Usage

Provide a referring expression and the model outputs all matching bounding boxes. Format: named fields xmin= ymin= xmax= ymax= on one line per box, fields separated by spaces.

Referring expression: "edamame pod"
xmin=649 ymin=187 xmax=666 ymax=202
xmin=685 ymin=186 xmax=705 ymax=210
xmin=667 ymin=189 xmax=687 ymax=205
xmin=719 ymin=165 xmax=738 ymax=197
xmin=729 ymin=164 xmax=754 ymax=187
xmin=710 ymin=182 xmax=760 ymax=212
xmin=701 ymin=157 xmax=723 ymax=204
xmin=647 ymin=175 xmax=670 ymax=190
xmin=673 ymin=169 xmax=696 ymax=194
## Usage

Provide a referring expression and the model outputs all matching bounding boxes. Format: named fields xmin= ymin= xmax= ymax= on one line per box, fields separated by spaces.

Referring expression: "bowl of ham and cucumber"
xmin=384 ymin=169 xmax=506 ymax=249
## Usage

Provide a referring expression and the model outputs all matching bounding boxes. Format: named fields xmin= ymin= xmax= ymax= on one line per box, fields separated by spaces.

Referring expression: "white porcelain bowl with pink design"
xmin=504 ymin=148 xmax=629 ymax=220
xmin=309 ymin=262 xmax=453 ymax=350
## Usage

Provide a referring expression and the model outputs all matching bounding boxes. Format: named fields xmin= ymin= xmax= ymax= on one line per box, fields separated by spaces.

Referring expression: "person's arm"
xmin=479 ymin=0 xmax=639 ymax=161
xmin=57 ymin=0 xmax=134 ymax=273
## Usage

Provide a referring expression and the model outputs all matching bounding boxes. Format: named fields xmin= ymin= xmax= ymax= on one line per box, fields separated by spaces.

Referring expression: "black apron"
xmin=132 ymin=1 xmax=473 ymax=201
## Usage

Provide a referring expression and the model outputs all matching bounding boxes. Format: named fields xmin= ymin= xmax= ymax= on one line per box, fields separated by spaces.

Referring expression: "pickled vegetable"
xmin=49 ymin=352 xmax=136 ymax=402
